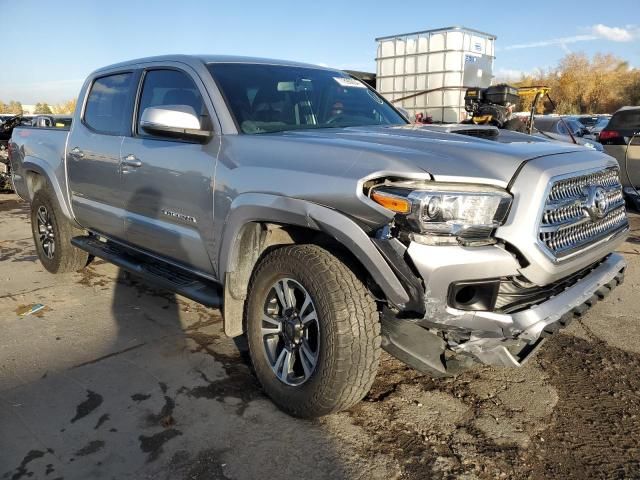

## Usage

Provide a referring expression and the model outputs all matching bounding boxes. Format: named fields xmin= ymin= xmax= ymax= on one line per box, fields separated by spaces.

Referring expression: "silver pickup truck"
xmin=9 ymin=55 xmax=628 ymax=418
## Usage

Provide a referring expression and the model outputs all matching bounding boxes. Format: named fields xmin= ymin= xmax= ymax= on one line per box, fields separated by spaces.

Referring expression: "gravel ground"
xmin=1 ymin=193 xmax=639 ymax=479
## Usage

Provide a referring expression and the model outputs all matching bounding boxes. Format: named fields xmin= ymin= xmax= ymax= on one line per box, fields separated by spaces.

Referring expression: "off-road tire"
xmin=246 ymin=244 xmax=381 ymax=418
xmin=30 ymin=189 xmax=89 ymax=274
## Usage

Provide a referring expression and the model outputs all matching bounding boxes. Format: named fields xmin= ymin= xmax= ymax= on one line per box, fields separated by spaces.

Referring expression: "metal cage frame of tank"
xmin=375 ymin=26 xmax=496 ymax=123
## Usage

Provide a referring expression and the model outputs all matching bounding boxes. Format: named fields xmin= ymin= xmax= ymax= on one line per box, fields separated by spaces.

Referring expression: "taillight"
xmin=598 ymin=130 xmax=620 ymax=142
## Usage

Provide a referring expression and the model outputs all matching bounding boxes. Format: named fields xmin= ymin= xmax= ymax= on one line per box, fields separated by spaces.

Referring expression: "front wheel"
xmin=246 ymin=244 xmax=381 ymax=418
xmin=30 ymin=190 xmax=89 ymax=273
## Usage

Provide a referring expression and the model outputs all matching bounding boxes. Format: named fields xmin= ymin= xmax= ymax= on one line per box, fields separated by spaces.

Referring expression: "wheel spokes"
xmin=36 ymin=206 xmax=55 ymax=259
xmin=274 ymin=279 xmax=295 ymax=310
xmin=261 ymin=314 xmax=282 ymax=337
xmin=273 ymin=348 xmax=294 ymax=383
xmin=261 ymin=277 xmax=320 ymax=386
xmin=299 ymin=291 xmax=312 ymax=317
xmin=37 ymin=207 xmax=47 ymax=226
xmin=301 ymin=310 xmax=317 ymax=325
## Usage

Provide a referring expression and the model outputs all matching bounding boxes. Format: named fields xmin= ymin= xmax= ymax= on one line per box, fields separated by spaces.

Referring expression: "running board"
xmin=71 ymin=236 xmax=222 ymax=308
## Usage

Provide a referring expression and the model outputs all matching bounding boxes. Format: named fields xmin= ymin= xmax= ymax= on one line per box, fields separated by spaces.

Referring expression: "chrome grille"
xmin=538 ymin=168 xmax=628 ymax=260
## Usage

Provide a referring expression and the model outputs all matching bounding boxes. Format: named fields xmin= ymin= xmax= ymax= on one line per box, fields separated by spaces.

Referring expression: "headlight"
xmin=370 ymin=182 xmax=512 ymax=245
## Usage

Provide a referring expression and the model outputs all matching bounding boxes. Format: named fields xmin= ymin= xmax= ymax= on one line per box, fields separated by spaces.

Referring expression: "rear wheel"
xmin=30 ymin=190 xmax=89 ymax=273
xmin=246 ymin=244 xmax=381 ymax=418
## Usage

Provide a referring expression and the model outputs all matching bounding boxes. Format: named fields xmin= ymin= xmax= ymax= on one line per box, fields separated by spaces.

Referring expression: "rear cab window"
xmin=83 ymin=72 xmax=135 ymax=135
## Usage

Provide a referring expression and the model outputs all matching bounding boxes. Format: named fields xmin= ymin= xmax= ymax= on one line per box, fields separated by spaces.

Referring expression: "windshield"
xmin=208 ymin=63 xmax=407 ymax=134
xmin=557 ymin=119 xmax=583 ymax=136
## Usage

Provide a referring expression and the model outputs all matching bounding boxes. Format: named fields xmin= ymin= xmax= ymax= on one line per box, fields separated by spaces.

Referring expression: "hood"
xmin=277 ymin=124 xmax=590 ymax=187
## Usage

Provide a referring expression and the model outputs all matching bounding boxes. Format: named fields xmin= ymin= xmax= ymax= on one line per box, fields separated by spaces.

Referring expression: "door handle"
xmin=69 ymin=147 xmax=84 ymax=159
xmin=122 ymin=154 xmax=142 ymax=168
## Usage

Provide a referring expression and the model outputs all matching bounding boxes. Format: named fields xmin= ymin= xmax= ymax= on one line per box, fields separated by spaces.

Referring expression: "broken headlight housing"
xmin=370 ymin=182 xmax=512 ymax=245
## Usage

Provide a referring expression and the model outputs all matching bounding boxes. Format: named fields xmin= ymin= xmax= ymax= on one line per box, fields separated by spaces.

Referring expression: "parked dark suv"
xmin=599 ymin=107 xmax=640 ymax=208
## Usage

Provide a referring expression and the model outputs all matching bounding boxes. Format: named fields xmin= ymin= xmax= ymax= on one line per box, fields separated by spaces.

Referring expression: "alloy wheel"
xmin=36 ymin=205 xmax=55 ymax=259
xmin=261 ymin=278 xmax=320 ymax=386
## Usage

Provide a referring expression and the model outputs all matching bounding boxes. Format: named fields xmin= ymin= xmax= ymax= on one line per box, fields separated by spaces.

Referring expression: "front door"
xmin=67 ymin=71 xmax=137 ymax=239
xmin=119 ymin=67 xmax=218 ymax=275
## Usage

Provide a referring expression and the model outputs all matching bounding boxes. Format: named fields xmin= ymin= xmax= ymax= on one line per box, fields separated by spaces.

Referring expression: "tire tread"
xmin=247 ymin=244 xmax=381 ymax=417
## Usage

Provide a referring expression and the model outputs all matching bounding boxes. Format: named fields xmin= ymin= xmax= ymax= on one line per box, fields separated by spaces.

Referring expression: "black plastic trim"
xmin=71 ymin=235 xmax=222 ymax=307
xmin=371 ymin=237 xmax=425 ymax=314
xmin=447 ymin=279 xmax=500 ymax=311
xmin=381 ymin=312 xmax=447 ymax=377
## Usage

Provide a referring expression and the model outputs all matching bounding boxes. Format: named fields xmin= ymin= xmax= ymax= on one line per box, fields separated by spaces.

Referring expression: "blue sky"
xmin=2 ymin=0 xmax=639 ymax=104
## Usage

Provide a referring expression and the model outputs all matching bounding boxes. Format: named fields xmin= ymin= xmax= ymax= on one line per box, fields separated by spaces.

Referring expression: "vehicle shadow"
xmin=102 ymin=187 xmax=361 ymax=478
xmin=0 ymin=189 xmax=384 ymax=480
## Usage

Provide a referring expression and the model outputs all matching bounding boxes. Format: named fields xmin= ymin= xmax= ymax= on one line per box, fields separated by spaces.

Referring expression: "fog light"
xmin=448 ymin=280 xmax=500 ymax=311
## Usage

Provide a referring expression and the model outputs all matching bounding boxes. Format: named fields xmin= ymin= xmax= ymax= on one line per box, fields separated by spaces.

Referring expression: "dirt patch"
xmin=146 ymin=391 xmax=176 ymax=429
xmin=94 ymin=413 xmax=110 ymax=430
xmin=13 ymin=304 xmax=52 ymax=318
xmin=0 ymin=246 xmax=20 ymax=262
xmin=344 ymin=332 xmax=640 ymax=480
xmin=70 ymin=390 xmax=103 ymax=423
xmin=74 ymin=440 xmax=105 ymax=457
xmin=347 ymin=354 xmax=530 ymax=478
xmin=139 ymin=428 xmax=183 ymax=463
xmin=0 ymin=197 xmax=28 ymax=213
xmin=5 ymin=449 xmax=46 ymax=480
xmin=76 ymin=266 xmax=112 ymax=288
xmin=166 ymin=448 xmax=229 ymax=480
xmin=131 ymin=393 xmax=151 ymax=403
xmin=525 ymin=332 xmax=640 ymax=479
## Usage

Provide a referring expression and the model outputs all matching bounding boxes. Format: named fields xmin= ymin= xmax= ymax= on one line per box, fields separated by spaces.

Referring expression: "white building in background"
xmin=21 ymin=104 xmax=37 ymax=115
xmin=375 ymin=26 xmax=496 ymax=123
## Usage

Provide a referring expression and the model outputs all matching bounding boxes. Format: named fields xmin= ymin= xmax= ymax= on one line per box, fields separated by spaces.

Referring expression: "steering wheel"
xmin=326 ymin=114 xmax=349 ymax=125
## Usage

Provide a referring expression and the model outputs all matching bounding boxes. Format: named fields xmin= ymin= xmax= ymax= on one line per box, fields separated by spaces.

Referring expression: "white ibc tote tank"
xmin=376 ymin=27 xmax=496 ymax=123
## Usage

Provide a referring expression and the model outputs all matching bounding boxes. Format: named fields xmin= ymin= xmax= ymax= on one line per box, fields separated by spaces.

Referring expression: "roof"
xmin=94 ymin=54 xmax=339 ymax=75
xmin=375 ymin=26 xmax=496 ymax=42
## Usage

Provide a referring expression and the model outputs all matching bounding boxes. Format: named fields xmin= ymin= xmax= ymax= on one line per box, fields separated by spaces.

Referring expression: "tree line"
xmin=0 ymin=99 xmax=77 ymax=115
xmin=505 ymin=52 xmax=640 ymax=115
xmin=3 ymin=53 xmax=638 ymax=117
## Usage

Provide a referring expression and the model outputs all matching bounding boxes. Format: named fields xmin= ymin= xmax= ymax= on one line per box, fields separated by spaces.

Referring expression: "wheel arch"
xmin=219 ymin=193 xmax=410 ymax=337
xmin=22 ymin=157 xmax=73 ymax=220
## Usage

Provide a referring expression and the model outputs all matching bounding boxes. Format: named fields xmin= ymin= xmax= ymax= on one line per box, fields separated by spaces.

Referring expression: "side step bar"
xmin=71 ymin=236 xmax=222 ymax=308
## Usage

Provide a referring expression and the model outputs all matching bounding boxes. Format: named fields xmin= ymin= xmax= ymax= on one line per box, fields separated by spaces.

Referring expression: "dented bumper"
xmin=406 ymin=241 xmax=626 ymax=367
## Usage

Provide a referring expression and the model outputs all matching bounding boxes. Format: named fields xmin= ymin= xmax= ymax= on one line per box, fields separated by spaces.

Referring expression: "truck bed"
xmin=10 ymin=126 xmax=69 ymax=203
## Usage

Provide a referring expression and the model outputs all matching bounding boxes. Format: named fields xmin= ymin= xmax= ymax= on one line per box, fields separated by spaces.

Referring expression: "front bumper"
xmin=406 ymin=241 xmax=626 ymax=367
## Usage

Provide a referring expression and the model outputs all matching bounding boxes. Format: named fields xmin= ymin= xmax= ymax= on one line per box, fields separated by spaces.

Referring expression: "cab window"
xmin=84 ymin=73 xmax=134 ymax=135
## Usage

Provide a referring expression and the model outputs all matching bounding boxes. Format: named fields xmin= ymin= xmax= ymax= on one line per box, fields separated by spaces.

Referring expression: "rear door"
xmin=119 ymin=67 xmax=219 ymax=275
xmin=67 ymin=71 xmax=138 ymax=238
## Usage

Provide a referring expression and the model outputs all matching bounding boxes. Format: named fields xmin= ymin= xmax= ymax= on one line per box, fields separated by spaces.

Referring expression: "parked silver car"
xmin=533 ymin=115 xmax=604 ymax=151
xmin=599 ymin=106 xmax=640 ymax=208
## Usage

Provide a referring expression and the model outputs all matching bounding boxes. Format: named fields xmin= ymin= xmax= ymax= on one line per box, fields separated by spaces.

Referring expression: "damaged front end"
xmin=364 ymin=172 xmax=627 ymax=376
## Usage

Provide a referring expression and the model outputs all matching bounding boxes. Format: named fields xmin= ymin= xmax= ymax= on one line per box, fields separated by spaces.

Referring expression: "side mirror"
xmin=140 ymin=105 xmax=211 ymax=142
